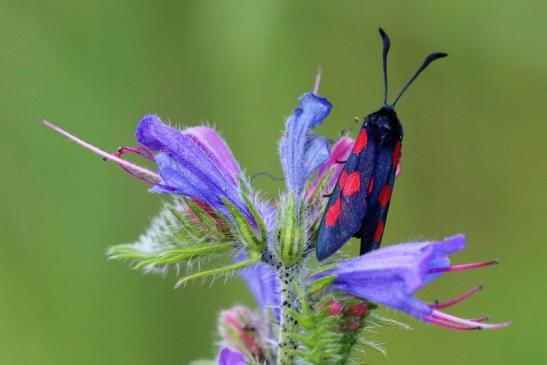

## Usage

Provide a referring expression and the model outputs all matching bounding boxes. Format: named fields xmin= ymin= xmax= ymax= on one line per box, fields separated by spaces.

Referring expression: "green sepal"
xmin=183 ymin=198 xmax=228 ymax=238
xmin=221 ymin=196 xmax=265 ymax=253
xmin=107 ymin=244 xmax=155 ymax=261
xmin=175 ymin=253 xmax=261 ymax=287
xmin=276 ymin=192 xmax=305 ymax=265
xmin=307 ymin=274 xmax=336 ymax=296
xmin=307 ymin=168 xmax=334 ymax=208
xmin=239 ymin=184 xmax=268 ymax=242
xmin=167 ymin=205 xmax=203 ymax=240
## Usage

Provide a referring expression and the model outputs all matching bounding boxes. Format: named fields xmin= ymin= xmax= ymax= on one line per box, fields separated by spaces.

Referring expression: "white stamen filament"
xmin=432 ymin=310 xmax=512 ymax=329
xmin=313 ymin=65 xmax=323 ymax=95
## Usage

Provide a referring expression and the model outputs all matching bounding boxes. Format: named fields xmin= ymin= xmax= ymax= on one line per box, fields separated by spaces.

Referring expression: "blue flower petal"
xmin=135 ymin=115 xmax=250 ymax=218
xmin=279 ymin=93 xmax=332 ymax=198
xmin=218 ymin=347 xmax=246 ymax=365
xmin=315 ymin=235 xmax=467 ymax=320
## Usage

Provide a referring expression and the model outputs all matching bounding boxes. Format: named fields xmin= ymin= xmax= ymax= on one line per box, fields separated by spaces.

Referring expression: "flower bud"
xmin=275 ymin=192 xmax=305 ymax=266
xmin=218 ymin=306 xmax=263 ymax=357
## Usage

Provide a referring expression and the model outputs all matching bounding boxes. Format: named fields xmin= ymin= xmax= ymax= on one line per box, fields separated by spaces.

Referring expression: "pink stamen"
xmin=313 ymin=65 xmax=323 ymax=95
xmin=42 ymin=120 xmax=161 ymax=181
xmin=429 ymin=285 xmax=483 ymax=309
xmin=432 ymin=310 xmax=511 ymax=330
xmin=111 ymin=146 xmax=154 ymax=161
xmin=425 ymin=316 xmax=480 ymax=331
xmin=469 ymin=315 xmax=491 ymax=322
xmin=428 ymin=260 xmax=498 ymax=274
xmin=117 ymin=164 xmax=160 ymax=186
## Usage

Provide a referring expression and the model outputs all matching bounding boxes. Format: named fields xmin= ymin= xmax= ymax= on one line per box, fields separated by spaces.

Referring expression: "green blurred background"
xmin=1 ymin=1 xmax=545 ymax=364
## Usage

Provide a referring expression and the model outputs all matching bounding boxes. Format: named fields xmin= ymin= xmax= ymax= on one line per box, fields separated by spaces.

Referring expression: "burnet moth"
xmin=316 ymin=28 xmax=447 ymax=261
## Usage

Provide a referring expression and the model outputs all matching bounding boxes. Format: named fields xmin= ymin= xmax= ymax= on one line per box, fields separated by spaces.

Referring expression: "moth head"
xmin=366 ymin=106 xmax=403 ymax=144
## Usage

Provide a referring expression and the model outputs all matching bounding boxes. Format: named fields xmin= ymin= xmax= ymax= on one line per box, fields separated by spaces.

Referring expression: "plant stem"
xmin=277 ymin=265 xmax=298 ymax=365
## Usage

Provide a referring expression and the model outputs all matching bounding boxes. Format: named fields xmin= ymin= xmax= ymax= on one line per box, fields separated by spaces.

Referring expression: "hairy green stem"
xmin=277 ymin=265 xmax=298 ymax=365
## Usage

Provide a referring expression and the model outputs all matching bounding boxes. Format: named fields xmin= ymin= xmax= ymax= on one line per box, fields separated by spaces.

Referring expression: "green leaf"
xmin=175 ymin=253 xmax=261 ymax=287
xmin=133 ymin=243 xmax=232 ymax=270
xmin=107 ymin=199 xmax=234 ymax=274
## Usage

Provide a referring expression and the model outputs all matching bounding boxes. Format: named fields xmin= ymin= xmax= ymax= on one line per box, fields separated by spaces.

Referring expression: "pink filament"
xmin=42 ymin=120 xmax=160 ymax=181
xmin=425 ymin=316 xmax=480 ymax=331
xmin=428 ymin=260 xmax=498 ymax=274
xmin=112 ymin=146 xmax=154 ymax=161
xmin=313 ymin=66 xmax=323 ymax=95
xmin=431 ymin=310 xmax=511 ymax=330
xmin=469 ymin=315 xmax=491 ymax=322
xmin=429 ymin=285 xmax=483 ymax=309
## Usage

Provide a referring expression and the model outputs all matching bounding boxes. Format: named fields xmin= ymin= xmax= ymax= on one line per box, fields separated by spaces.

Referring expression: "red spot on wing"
xmin=339 ymin=171 xmax=361 ymax=197
xmin=368 ymin=177 xmax=375 ymax=194
xmin=378 ymin=185 xmax=393 ymax=208
xmin=339 ymin=170 xmax=348 ymax=187
xmin=373 ymin=220 xmax=385 ymax=242
xmin=325 ymin=197 xmax=342 ymax=228
xmin=352 ymin=129 xmax=368 ymax=154
xmin=392 ymin=142 xmax=402 ymax=168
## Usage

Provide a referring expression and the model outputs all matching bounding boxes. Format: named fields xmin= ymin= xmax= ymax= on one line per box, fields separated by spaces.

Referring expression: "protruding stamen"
xmin=117 ymin=164 xmax=160 ymax=186
xmin=432 ymin=310 xmax=511 ymax=330
xmin=110 ymin=146 xmax=154 ymax=161
xmin=42 ymin=120 xmax=161 ymax=181
xmin=425 ymin=316 xmax=480 ymax=331
xmin=469 ymin=315 xmax=491 ymax=322
xmin=428 ymin=260 xmax=498 ymax=274
xmin=429 ymin=285 xmax=483 ymax=309
xmin=313 ymin=65 xmax=323 ymax=95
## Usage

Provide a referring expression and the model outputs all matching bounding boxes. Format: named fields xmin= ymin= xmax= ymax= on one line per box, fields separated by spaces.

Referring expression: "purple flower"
xmin=135 ymin=115 xmax=252 ymax=220
xmin=314 ymin=234 xmax=511 ymax=330
xmin=279 ymin=92 xmax=332 ymax=199
xmin=217 ymin=347 xmax=246 ymax=365
xmin=42 ymin=116 xmax=255 ymax=225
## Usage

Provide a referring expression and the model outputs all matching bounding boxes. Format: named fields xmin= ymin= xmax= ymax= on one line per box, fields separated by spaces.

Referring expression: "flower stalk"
xmin=277 ymin=264 xmax=299 ymax=365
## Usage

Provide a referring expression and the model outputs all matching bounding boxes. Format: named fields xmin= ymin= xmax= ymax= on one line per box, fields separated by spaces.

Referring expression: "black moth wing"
xmin=356 ymin=141 xmax=400 ymax=254
xmin=315 ymin=127 xmax=378 ymax=261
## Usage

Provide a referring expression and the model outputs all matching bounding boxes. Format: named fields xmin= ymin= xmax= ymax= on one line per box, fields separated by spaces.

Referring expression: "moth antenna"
xmin=379 ymin=28 xmax=391 ymax=106
xmin=392 ymin=51 xmax=448 ymax=106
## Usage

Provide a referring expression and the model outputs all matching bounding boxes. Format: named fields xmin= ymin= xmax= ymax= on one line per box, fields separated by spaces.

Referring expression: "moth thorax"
xmin=365 ymin=106 xmax=403 ymax=144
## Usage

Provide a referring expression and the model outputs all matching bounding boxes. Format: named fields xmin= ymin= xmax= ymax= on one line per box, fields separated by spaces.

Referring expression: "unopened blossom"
xmin=219 ymin=306 xmax=264 ymax=357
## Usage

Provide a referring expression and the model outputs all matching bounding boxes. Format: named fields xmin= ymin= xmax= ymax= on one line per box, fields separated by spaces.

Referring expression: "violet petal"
xmin=279 ymin=93 xmax=332 ymax=199
xmin=218 ymin=347 xmax=246 ymax=365
xmin=315 ymin=235 xmax=466 ymax=320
